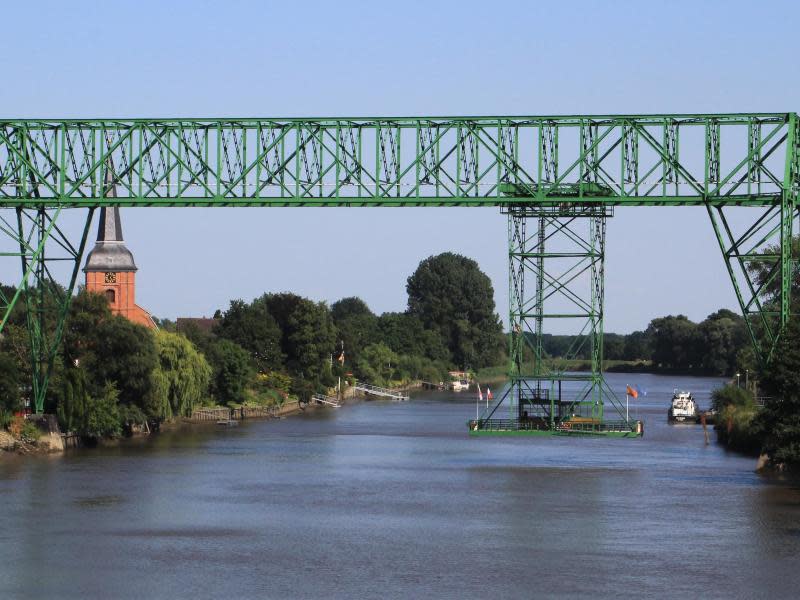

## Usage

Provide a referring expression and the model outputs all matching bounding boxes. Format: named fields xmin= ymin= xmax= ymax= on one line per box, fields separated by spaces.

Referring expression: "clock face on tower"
xmin=105 ymin=272 xmax=117 ymax=284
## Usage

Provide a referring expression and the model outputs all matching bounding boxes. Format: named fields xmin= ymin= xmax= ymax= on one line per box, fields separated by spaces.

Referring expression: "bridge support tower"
xmin=472 ymin=204 xmax=639 ymax=435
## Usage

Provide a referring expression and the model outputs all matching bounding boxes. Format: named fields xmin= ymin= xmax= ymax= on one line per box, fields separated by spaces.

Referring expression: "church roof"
xmin=83 ymin=207 xmax=138 ymax=272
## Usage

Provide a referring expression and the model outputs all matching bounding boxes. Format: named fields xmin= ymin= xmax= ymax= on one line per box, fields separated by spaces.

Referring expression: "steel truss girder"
xmin=0 ymin=113 xmax=796 ymax=207
xmin=0 ymin=207 xmax=94 ymax=413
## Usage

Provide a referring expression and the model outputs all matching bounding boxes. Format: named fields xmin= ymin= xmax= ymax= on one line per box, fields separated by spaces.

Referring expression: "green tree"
xmin=697 ymin=309 xmax=748 ymax=375
xmin=57 ymin=368 xmax=121 ymax=439
xmin=57 ymin=367 xmax=89 ymax=433
xmin=216 ymin=298 xmax=284 ymax=372
xmin=147 ymin=330 xmax=212 ymax=420
xmin=406 ymin=253 xmax=504 ymax=368
xmin=646 ymin=315 xmax=701 ymax=370
xmin=331 ymin=297 xmax=379 ymax=366
xmin=747 ymin=236 xmax=800 ymax=305
xmin=0 ymin=351 xmax=21 ymax=422
xmin=151 ymin=316 xmax=177 ymax=332
xmin=755 ymin=318 xmax=800 ymax=468
xmin=711 ymin=384 xmax=753 ymax=413
xmin=377 ymin=312 xmax=449 ymax=362
xmin=205 ymin=338 xmax=253 ymax=406
xmin=84 ymin=382 xmax=122 ymax=439
xmin=355 ymin=343 xmax=398 ymax=386
xmin=263 ymin=293 xmax=337 ymax=381
xmin=603 ymin=334 xmax=626 ymax=361
xmin=62 ymin=289 xmax=113 ymax=366
xmin=622 ymin=330 xmax=651 ymax=361
xmin=84 ymin=316 xmax=158 ymax=414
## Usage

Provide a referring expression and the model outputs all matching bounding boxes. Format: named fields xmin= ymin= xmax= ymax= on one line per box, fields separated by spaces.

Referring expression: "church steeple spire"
xmin=83 ymin=207 xmax=137 ymax=272
xmin=96 ymin=206 xmax=125 ymax=242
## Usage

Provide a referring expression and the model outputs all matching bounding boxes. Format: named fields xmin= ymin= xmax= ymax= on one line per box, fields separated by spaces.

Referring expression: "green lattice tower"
xmin=500 ymin=204 xmax=629 ymax=431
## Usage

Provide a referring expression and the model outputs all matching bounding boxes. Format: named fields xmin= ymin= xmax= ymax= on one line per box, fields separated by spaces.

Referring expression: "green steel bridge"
xmin=0 ymin=113 xmax=798 ymax=434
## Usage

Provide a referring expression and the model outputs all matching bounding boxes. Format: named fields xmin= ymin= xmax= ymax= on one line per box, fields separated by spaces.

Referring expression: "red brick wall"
xmin=85 ymin=271 xmax=155 ymax=329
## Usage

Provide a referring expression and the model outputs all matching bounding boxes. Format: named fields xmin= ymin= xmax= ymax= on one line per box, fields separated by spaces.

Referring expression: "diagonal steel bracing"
xmin=482 ymin=204 xmax=633 ymax=433
xmin=0 ymin=113 xmax=797 ymax=416
xmin=1 ymin=206 xmax=94 ymax=413
xmin=0 ymin=114 xmax=795 ymax=207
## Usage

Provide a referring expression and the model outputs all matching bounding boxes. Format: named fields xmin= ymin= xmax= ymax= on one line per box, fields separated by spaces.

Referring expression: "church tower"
xmin=83 ymin=207 xmax=155 ymax=328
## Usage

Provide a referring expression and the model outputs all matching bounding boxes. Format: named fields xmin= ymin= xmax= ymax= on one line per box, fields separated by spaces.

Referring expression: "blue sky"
xmin=1 ymin=0 xmax=798 ymax=333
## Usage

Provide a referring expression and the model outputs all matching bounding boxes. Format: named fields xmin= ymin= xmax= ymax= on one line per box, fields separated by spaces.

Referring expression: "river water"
xmin=1 ymin=372 xmax=799 ymax=599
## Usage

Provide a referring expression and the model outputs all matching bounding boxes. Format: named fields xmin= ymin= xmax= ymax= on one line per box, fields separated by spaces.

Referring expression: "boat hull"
xmin=668 ymin=412 xmax=698 ymax=423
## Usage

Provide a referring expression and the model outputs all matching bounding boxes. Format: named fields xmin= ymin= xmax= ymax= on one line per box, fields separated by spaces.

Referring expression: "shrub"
xmin=84 ymin=383 xmax=121 ymax=439
xmin=260 ymin=371 xmax=292 ymax=394
xmin=711 ymin=385 xmax=753 ymax=412
xmin=20 ymin=419 xmax=41 ymax=442
xmin=118 ymin=404 xmax=148 ymax=432
xmin=716 ymin=404 xmax=762 ymax=455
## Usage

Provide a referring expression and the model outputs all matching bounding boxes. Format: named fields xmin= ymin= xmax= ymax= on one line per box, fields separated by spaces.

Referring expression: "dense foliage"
xmin=148 ymin=331 xmax=212 ymax=420
xmin=536 ymin=309 xmax=749 ymax=376
xmin=754 ymin=318 xmax=800 ymax=468
xmin=407 ymin=252 xmax=504 ymax=369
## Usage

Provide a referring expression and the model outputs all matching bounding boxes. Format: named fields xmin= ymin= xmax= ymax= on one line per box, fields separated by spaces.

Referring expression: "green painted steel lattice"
xmin=0 ymin=113 xmax=797 ymax=417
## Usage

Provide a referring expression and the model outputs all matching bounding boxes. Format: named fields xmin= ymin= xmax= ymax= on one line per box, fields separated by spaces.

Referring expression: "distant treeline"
xmin=533 ymin=308 xmax=749 ymax=376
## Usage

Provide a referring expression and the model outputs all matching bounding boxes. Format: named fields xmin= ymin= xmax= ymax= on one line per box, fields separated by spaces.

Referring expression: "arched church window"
xmin=105 ymin=289 xmax=116 ymax=304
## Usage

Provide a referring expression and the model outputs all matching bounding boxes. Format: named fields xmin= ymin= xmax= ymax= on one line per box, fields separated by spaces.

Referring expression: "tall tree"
xmin=148 ymin=330 xmax=212 ymax=420
xmin=204 ymin=338 xmax=253 ymax=406
xmin=646 ymin=315 xmax=701 ymax=370
xmin=262 ymin=293 xmax=337 ymax=381
xmin=331 ymin=297 xmax=379 ymax=367
xmin=82 ymin=315 xmax=159 ymax=413
xmin=355 ymin=342 xmax=398 ymax=386
xmin=216 ymin=298 xmax=284 ymax=372
xmin=621 ymin=330 xmax=651 ymax=361
xmin=406 ymin=253 xmax=503 ymax=368
xmin=697 ymin=309 xmax=748 ymax=375
xmin=377 ymin=312 xmax=449 ymax=363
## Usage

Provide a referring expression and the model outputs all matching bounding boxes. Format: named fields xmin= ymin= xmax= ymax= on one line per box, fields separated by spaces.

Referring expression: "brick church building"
xmin=83 ymin=207 xmax=155 ymax=328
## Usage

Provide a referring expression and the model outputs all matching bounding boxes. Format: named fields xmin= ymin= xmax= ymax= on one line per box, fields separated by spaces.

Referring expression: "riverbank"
xmin=0 ymin=400 xmax=309 ymax=457
xmin=1 ymin=383 xmax=391 ymax=458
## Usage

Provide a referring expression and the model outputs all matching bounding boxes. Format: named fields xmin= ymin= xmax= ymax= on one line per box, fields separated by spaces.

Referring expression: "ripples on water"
xmin=1 ymin=373 xmax=799 ymax=599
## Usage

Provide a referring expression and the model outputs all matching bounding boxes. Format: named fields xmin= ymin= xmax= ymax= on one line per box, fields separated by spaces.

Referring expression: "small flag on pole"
xmin=487 ymin=387 xmax=493 ymax=400
xmin=626 ymin=384 xmax=638 ymax=398
xmin=477 ymin=383 xmax=483 ymax=402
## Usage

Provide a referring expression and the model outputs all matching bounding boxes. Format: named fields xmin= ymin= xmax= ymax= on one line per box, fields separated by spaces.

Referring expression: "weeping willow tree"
xmin=148 ymin=330 xmax=212 ymax=420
